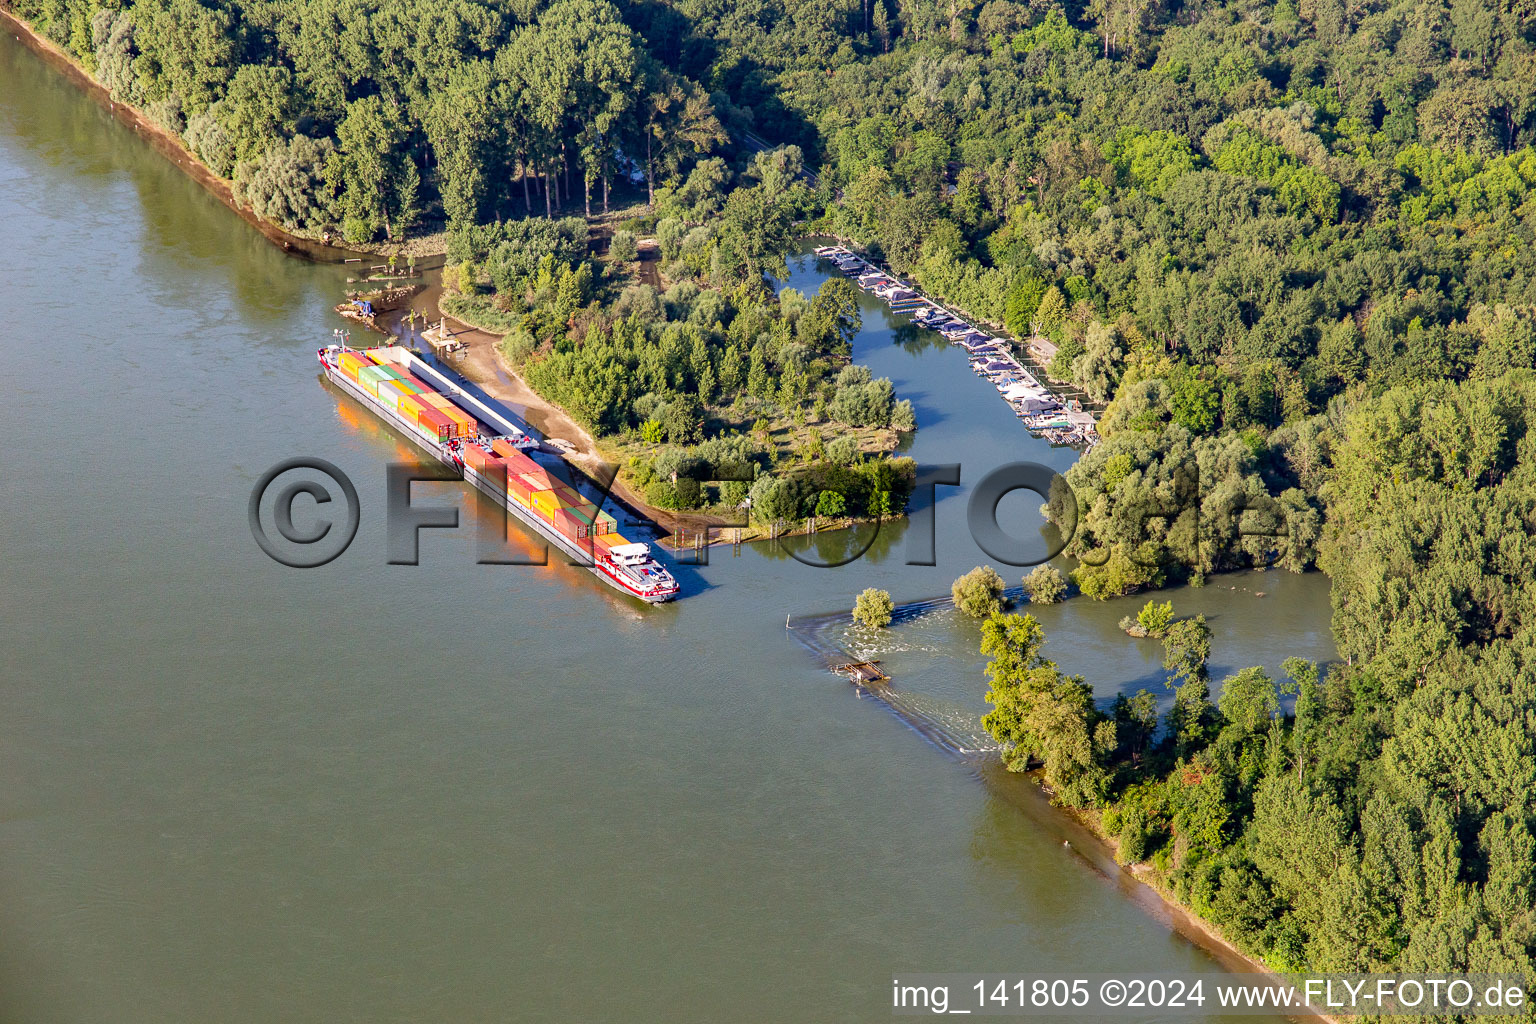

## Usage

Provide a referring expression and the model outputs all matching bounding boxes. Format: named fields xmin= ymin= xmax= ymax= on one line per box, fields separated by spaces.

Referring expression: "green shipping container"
xmin=358 ymin=365 xmax=392 ymax=394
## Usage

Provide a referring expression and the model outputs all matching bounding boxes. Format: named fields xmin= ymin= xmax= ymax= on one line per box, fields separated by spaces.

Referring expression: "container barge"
xmin=318 ymin=343 xmax=679 ymax=603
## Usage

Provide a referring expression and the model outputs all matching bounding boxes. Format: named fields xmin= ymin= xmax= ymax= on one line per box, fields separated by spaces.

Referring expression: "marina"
xmin=815 ymin=244 xmax=1099 ymax=447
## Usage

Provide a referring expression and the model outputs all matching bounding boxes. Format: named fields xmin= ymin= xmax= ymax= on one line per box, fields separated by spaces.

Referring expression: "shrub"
xmin=853 ymin=587 xmax=895 ymax=628
xmin=826 ymin=435 xmax=860 ymax=465
xmin=1137 ymin=599 xmax=1175 ymax=637
xmin=235 ymin=134 xmax=338 ymax=232
xmin=749 ymin=474 xmax=801 ymax=523
xmin=1024 ymin=564 xmax=1067 ymax=604
xmin=1072 ymin=548 xmax=1160 ymax=599
xmin=609 ymin=229 xmax=638 ymax=263
xmin=719 ymin=479 xmax=749 ymax=506
xmin=1115 ymin=804 xmax=1153 ymax=863
xmin=814 ymin=490 xmax=847 ymax=518
xmin=645 ymin=477 xmax=702 ymax=510
xmin=952 ymin=565 xmax=1007 ymax=618
xmin=499 ymin=327 xmax=536 ymax=365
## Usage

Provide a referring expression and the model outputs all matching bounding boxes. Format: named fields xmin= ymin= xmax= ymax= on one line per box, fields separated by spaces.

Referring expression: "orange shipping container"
xmin=507 ymin=475 xmax=535 ymax=508
xmin=521 ymin=467 xmax=554 ymax=488
xmin=428 ymin=401 xmax=475 ymax=439
xmin=415 ymin=405 xmax=453 ymax=441
xmin=462 ymin=443 xmax=503 ymax=475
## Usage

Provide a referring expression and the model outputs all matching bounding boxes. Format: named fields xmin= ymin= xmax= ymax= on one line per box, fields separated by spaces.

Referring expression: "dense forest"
xmin=983 ymin=373 xmax=1536 ymax=979
xmin=12 ymin=0 xmax=740 ymax=240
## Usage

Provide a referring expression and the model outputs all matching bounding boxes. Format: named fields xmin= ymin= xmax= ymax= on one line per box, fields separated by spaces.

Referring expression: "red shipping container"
xmin=463 ymin=443 xmax=505 ymax=476
xmin=415 ymin=406 xmax=454 ymax=441
xmin=502 ymin=449 xmax=539 ymax=473
xmin=551 ymin=507 xmax=587 ymax=542
xmin=522 ymin=471 xmax=555 ymax=492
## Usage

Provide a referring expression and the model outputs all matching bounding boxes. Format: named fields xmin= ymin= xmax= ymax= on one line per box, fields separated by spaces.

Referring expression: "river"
xmin=0 ymin=29 xmax=1335 ymax=1023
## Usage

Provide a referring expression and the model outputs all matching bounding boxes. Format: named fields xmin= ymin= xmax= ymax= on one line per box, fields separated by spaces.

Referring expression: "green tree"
xmin=814 ymin=490 xmax=847 ymax=518
xmin=1023 ymin=564 xmax=1067 ymax=604
xmin=609 ymin=230 xmax=638 ymax=262
xmin=854 ymin=587 xmax=895 ymax=628
xmin=1162 ymin=615 xmax=1212 ymax=683
xmin=980 ymin=613 xmax=1109 ymax=804
xmin=953 ymin=565 xmax=1007 ymax=618
xmin=330 ymin=95 xmax=413 ymax=241
xmin=1136 ymin=599 xmax=1174 ymax=637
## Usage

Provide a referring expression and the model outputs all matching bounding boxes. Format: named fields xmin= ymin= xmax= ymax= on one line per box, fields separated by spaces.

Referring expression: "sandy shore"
xmin=381 ymin=285 xmax=724 ymax=540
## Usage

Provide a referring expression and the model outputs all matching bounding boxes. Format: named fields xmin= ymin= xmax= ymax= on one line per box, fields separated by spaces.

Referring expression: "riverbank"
xmin=0 ymin=6 xmax=438 ymax=261
xmin=809 ymin=593 xmax=1338 ymax=1024
xmin=1040 ymin=784 xmax=1338 ymax=1024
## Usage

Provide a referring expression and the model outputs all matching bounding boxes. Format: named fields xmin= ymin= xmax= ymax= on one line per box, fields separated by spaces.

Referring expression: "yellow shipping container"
xmin=531 ymin=490 xmax=567 ymax=520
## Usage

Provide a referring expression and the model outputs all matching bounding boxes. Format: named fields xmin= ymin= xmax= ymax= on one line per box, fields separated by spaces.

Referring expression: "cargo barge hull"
xmin=318 ymin=345 xmax=679 ymax=604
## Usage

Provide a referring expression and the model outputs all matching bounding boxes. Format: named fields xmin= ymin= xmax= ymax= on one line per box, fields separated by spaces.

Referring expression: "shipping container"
xmin=593 ymin=510 xmax=618 ymax=535
xmin=507 ymin=475 xmax=535 ymax=508
xmin=503 ymin=450 xmax=542 ymax=477
xmin=560 ymin=503 xmax=598 ymax=527
xmin=463 ymin=443 xmax=502 ymax=474
xmin=398 ymin=393 xmax=427 ymax=423
xmin=551 ymin=506 xmax=588 ymax=541
xmin=442 ymin=408 xmax=476 ymax=439
xmin=375 ymin=380 xmax=409 ymax=410
xmin=421 ymin=394 xmax=475 ymax=438
xmin=550 ymin=482 xmax=583 ymax=505
xmin=338 ymin=352 xmax=372 ymax=380
xmin=531 ymin=489 xmax=566 ymax=521
xmin=489 ymin=438 xmax=528 ymax=461
xmin=415 ymin=406 xmax=453 ymax=442
xmin=358 ymin=364 xmax=393 ymax=391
